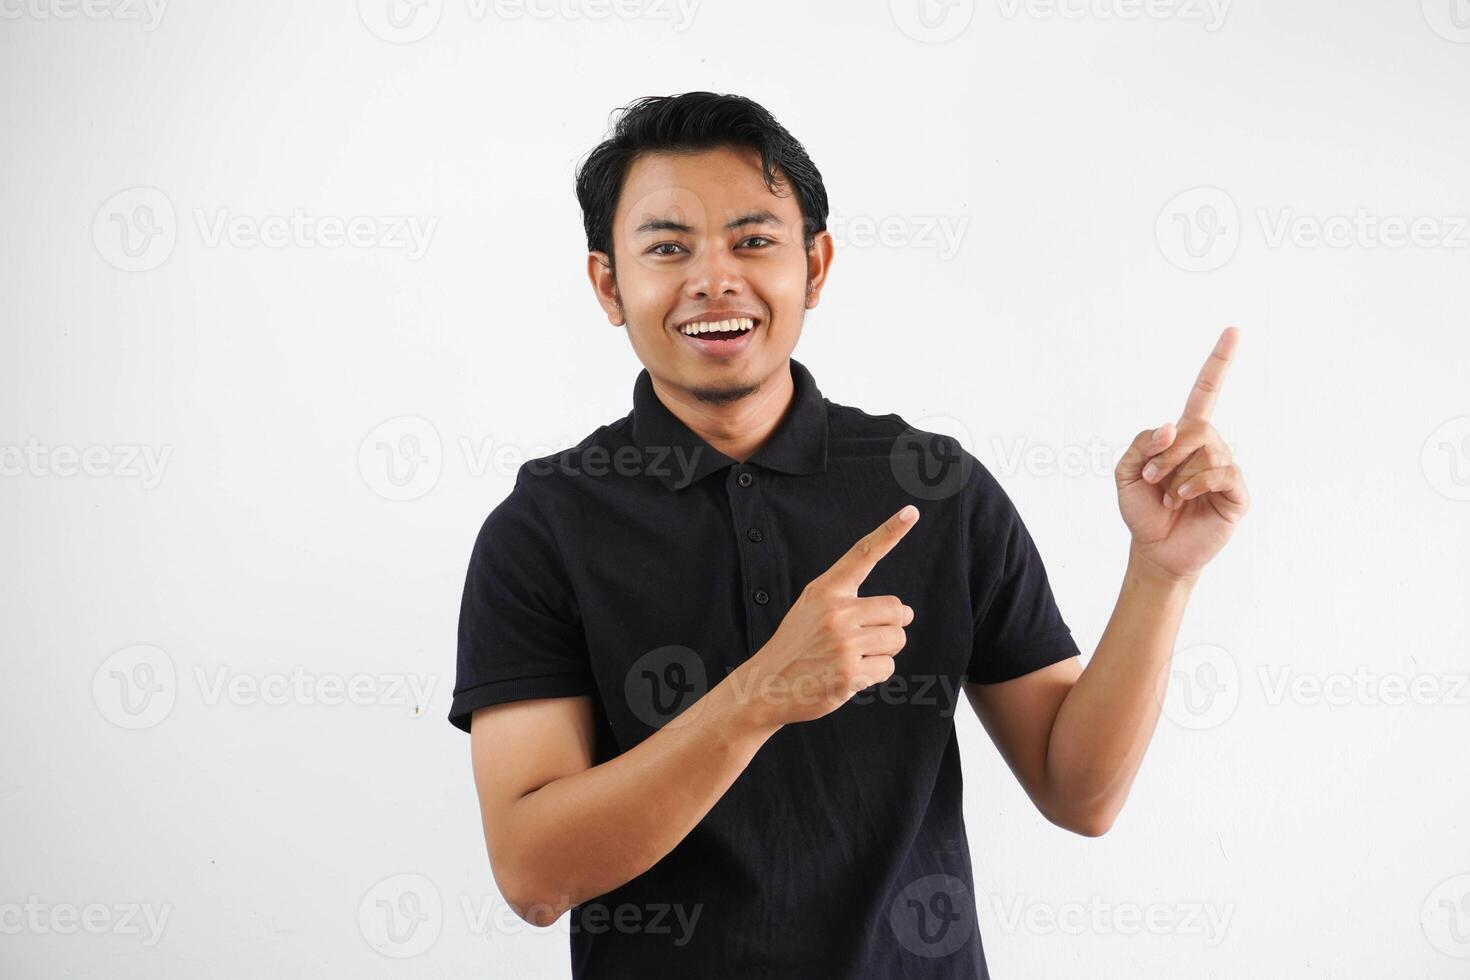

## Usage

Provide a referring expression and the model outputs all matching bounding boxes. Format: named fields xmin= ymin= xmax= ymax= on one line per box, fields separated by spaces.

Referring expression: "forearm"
xmin=501 ymin=661 xmax=780 ymax=925
xmin=1043 ymin=543 xmax=1197 ymax=832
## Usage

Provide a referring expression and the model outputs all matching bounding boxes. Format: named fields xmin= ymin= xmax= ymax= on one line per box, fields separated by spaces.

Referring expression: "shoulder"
xmin=826 ymin=394 xmax=1009 ymax=509
xmin=500 ymin=415 xmax=632 ymax=503
xmin=824 ymin=395 xmax=913 ymax=441
xmin=471 ymin=417 xmax=628 ymax=545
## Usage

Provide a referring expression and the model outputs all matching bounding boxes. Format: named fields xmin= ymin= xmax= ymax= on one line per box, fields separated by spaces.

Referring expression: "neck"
xmin=649 ymin=361 xmax=795 ymax=463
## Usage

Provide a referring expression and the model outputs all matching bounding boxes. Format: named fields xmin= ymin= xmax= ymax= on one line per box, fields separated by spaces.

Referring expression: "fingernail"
xmin=1143 ymin=463 xmax=1158 ymax=482
xmin=1178 ymin=483 xmax=1191 ymax=497
xmin=899 ymin=504 xmax=917 ymax=522
xmin=1163 ymin=493 xmax=1174 ymax=508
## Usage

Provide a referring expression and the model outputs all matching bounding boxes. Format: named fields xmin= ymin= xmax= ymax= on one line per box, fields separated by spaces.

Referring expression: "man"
xmin=449 ymin=91 xmax=1248 ymax=978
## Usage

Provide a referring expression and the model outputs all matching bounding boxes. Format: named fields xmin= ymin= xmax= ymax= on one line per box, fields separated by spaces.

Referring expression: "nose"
xmin=684 ymin=243 xmax=744 ymax=301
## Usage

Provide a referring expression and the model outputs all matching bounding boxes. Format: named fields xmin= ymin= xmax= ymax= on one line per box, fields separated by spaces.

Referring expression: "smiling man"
xmin=449 ymin=91 xmax=1249 ymax=979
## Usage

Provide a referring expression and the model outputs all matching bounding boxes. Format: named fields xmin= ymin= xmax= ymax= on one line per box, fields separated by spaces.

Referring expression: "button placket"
xmin=728 ymin=465 xmax=778 ymax=658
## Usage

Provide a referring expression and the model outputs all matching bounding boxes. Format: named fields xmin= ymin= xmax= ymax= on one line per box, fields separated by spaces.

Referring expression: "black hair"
xmin=574 ymin=91 xmax=829 ymax=274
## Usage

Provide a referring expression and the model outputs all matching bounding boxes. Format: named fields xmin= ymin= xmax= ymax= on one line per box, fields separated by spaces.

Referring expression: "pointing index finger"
xmin=825 ymin=504 xmax=919 ymax=594
xmin=1181 ymin=326 xmax=1240 ymax=423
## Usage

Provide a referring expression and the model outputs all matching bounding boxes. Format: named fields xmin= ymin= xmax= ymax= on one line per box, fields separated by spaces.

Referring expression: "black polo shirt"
xmin=450 ymin=357 xmax=1081 ymax=979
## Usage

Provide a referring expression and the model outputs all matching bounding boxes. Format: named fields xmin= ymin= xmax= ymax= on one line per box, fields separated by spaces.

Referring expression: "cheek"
xmin=753 ymin=261 xmax=812 ymax=318
xmin=615 ymin=270 xmax=678 ymax=319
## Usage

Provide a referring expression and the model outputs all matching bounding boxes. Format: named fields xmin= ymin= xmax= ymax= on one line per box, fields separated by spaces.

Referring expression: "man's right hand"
xmin=739 ymin=504 xmax=920 ymax=727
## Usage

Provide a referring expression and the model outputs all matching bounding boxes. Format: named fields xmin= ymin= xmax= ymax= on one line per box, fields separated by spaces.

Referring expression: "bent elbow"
xmin=1071 ymin=813 xmax=1114 ymax=838
xmin=501 ymin=878 xmax=571 ymax=927
xmin=494 ymin=861 xmax=571 ymax=927
xmin=1066 ymin=804 xmax=1117 ymax=838
xmin=1043 ymin=798 xmax=1116 ymax=838
xmin=516 ymin=897 xmax=569 ymax=928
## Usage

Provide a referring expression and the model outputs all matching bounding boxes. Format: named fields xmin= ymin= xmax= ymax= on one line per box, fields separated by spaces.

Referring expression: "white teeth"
xmin=681 ymin=317 xmax=755 ymax=336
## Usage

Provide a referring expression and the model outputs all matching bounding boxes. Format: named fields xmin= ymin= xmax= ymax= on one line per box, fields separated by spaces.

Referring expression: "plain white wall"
xmin=3 ymin=0 xmax=1468 ymax=976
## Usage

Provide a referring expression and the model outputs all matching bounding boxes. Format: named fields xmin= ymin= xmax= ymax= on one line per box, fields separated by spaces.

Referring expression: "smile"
xmin=675 ymin=316 xmax=761 ymax=357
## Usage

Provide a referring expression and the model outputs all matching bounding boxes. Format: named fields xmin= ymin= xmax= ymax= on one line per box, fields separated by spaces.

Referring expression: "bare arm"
xmin=471 ymin=504 xmax=923 ymax=926
xmin=471 ymin=662 xmax=779 ymax=927
xmin=967 ymin=328 xmax=1247 ymax=837
xmin=965 ymin=543 xmax=1195 ymax=837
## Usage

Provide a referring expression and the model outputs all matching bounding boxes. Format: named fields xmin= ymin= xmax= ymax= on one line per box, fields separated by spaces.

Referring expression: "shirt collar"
xmin=629 ymin=357 xmax=830 ymax=491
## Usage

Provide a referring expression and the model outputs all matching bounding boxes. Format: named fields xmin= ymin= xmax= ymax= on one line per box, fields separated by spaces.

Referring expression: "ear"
xmin=803 ymin=230 xmax=835 ymax=309
xmin=587 ymin=251 xmax=625 ymax=327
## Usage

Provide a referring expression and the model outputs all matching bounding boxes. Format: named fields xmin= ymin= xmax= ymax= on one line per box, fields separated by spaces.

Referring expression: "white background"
xmin=3 ymin=0 xmax=1469 ymax=976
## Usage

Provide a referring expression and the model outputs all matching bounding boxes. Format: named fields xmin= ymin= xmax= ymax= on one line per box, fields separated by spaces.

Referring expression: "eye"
xmin=648 ymin=242 xmax=686 ymax=256
xmin=739 ymin=236 xmax=773 ymax=248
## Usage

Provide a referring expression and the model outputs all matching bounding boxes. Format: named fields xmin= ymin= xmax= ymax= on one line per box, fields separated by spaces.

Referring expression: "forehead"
xmin=615 ymin=145 xmax=801 ymax=232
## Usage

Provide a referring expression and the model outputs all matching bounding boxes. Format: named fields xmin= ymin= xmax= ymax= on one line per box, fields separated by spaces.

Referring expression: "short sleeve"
xmin=447 ymin=479 xmax=594 ymax=734
xmin=964 ymin=457 xmax=1081 ymax=683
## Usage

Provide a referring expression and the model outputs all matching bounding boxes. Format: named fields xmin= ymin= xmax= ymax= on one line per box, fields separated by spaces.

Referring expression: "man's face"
xmin=588 ymin=145 xmax=833 ymax=405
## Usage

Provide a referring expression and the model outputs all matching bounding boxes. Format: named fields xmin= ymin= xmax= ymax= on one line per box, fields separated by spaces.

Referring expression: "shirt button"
xmin=736 ymin=471 xmax=753 ymax=488
xmin=747 ymin=528 xmax=763 ymax=543
xmin=753 ymin=589 xmax=770 ymax=605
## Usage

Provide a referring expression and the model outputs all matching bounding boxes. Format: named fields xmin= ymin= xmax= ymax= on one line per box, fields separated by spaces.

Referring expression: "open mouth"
xmin=676 ymin=316 xmax=761 ymax=356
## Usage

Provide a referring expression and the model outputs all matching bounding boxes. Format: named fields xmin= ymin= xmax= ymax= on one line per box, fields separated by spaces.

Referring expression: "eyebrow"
xmin=634 ymin=209 xmax=785 ymax=236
